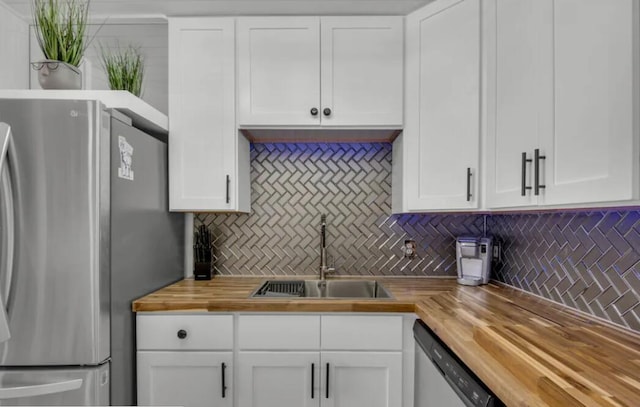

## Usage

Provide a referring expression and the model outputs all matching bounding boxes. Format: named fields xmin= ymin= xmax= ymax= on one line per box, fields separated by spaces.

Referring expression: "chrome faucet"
xmin=319 ymin=214 xmax=336 ymax=280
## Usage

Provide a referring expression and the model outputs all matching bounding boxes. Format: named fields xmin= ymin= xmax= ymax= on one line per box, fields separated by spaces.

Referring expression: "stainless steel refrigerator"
xmin=0 ymin=98 xmax=184 ymax=405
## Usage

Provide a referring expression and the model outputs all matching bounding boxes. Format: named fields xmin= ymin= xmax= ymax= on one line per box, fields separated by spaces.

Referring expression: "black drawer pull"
xmin=521 ymin=152 xmax=532 ymax=196
xmin=466 ymin=167 xmax=472 ymax=202
xmin=221 ymin=362 xmax=227 ymax=398
xmin=311 ymin=363 xmax=315 ymax=399
xmin=326 ymin=363 xmax=330 ymax=398
xmin=177 ymin=329 xmax=187 ymax=339
xmin=534 ymin=148 xmax=546 ymax=195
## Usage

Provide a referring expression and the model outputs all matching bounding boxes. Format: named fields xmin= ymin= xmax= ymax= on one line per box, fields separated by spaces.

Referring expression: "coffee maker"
xmin=456 ymin=236 xmax=493 ymax=286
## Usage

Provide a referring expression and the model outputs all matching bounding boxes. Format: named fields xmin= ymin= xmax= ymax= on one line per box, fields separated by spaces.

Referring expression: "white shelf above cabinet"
xmin=0 ymin=90 xmax=168 ymax=134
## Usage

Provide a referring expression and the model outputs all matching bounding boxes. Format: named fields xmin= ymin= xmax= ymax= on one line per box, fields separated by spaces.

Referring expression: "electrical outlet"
xmin=402 ymin=240 xmax=417 ymax=259
xmin=492 ymin=242 xmax=502 ymax=263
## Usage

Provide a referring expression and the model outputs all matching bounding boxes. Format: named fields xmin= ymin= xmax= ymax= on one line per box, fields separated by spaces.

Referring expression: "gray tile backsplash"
xmin=194 ymin=142 xmax=640 ymax=332
xmin=195 ymin=143 xmax=483 ymax=277
xmin=488 ymin=211 xmax=640 ymax=332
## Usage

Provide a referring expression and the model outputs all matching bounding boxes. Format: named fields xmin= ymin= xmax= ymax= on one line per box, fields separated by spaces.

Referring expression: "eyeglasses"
xmin=31 ymin=61 xmax=60 ymax=71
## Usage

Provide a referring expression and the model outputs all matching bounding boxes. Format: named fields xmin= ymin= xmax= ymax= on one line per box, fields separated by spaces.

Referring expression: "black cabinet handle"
xmin=323 ymin=108 xmax=332 ymax=116
xmin=177 ymin=329 xmax=187 ymax=339
xmin=325 ymin=363 xmax=329 ymax=398
xmin=466 ymin=167 xmax=472 ymax=202
xmin=310 ymin=108 xmax=319 ymax=116
xmin=221 ymin=362 xmax=227 ymax=398
xmin=311 ymin=363 xmax=315 ymax=399
xmin=534 ymin=148 xmax=546 ymax=195
xmin=521 ymin=152 xmax=532 ymax=196
xmin=225 ymin=175 xmax=230 ymax=204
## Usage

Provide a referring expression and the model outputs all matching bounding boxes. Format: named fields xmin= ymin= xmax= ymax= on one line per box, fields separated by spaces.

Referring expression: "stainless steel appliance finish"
xmin=456 ymin=237 xmax=493 ymax=286
xmin=414 ymin=320 xmax=502 ymax=407
xmin=0 ymin=100 xmax=109 ymax=366
xmin=0 ymin=364 xmax=109 ymax=405
xmin=319 ymin=214 xmax=336 ymax=280
xmin=0 ymin=98 xmax=183 ymax=405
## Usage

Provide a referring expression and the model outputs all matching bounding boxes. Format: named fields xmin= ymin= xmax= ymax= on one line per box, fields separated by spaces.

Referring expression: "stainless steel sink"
xmin=251 ymin=280 xmax=394 ymax=299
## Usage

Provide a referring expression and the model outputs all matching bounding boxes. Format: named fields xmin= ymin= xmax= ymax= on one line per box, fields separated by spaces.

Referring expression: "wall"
xmin=489 ymin=210 xmax=640 ymax=332
xmin=29 ymin=22 xmax=168 ymax=114
xmin=0 ymin=1 xmax=29 ymax=89
xmin=195 ymin=143 xmax=484 ymax=276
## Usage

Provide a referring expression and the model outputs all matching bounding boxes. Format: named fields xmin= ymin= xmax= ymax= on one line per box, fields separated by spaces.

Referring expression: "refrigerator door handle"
xmin=0 ymin=378 xmax=83 ymax=399
xmin=0 ymin=123 xmax=13 ymax=343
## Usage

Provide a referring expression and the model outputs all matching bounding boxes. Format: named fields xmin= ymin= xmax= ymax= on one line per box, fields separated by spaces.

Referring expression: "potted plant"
xmin=31 ymin=0 xmax=91 ymax=89
xmin=100 ymin=44 xmax=145 ymax=97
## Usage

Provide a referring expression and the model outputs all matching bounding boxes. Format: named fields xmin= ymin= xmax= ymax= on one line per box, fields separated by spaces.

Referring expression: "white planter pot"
xmin=32 ymin=60 xmax=82 ymax=90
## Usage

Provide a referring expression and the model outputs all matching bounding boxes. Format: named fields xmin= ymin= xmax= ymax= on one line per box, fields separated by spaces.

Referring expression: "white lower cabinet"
xmin=322 ymin=352 xmax=402 ymax=407
xmin=137 ymin=313 xmax=411 ymax=407
xmin=236 ymin=314 xmax=406 ymax=407
xmin=137 ymin=351 xmax=232 ymax=407
xmin=237 ymin=352 xmax=319 ymax=407
xmin=236 ymin=351 xmax=402 ymax=407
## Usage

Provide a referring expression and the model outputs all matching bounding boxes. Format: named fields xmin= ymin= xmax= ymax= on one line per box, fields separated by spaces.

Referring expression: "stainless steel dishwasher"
xmin=414 ymin=320 xmax=504 ymax=407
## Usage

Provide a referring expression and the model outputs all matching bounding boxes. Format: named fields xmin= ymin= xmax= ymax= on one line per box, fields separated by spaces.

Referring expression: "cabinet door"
xmin=320 ymin=17 xmax=403 ymax=127
xmin=321 ymin=352 xmax=402 ymax=407
xmin=485 ymin=0 xmax=546 ymax=208
xmin=137 ymin=351 xmax=232 ymax=407
xmin=169 ymin=18 xmax=248 ymax=211
xmin=238 ymin=17 xmax=321 ymax=126
xmin=404 ymin=0 xmax=480 ymax=210
xmin=237 ymin=352 xmax=319 ymax=407
xmin=541 ymin=0 xmax=637 ymax=205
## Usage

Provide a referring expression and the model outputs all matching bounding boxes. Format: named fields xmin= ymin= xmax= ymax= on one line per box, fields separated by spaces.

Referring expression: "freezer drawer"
xmin=0 ymin=363 xmax=109 ymax=405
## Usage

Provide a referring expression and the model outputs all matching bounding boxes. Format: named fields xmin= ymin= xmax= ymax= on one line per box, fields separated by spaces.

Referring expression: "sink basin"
xmin=251 ymin=280 xmax=393 ymax=299
xmin=303 ymin=280 xmax=393 ymax=299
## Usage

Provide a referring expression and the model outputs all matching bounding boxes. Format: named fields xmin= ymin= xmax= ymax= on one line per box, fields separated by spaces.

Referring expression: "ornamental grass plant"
xmin=33 ymin=0 xmax=91 ymax=67
xmin=100 ymin=44 xmax=145 ymax=97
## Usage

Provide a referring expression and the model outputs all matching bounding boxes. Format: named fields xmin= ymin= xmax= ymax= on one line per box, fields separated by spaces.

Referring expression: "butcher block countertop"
xmin=133 ymin=277 xmax=640 ymax=407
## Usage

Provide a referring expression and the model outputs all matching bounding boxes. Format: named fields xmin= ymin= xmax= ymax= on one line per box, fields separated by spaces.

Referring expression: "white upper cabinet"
xmin=394 ymin=0 xmax=480 ymax=212
xmin=320 ymin=17 xmax=403 ymax=127
xmin=237 ymin=17 xmax=321 ymax=126
xmin=169 ymin=18 xmax=250 ymax=212
xmin=484 ymin=0 xmax=542 ymax=208
xmin=485 ymin=0 xmax=639 ymax=209
xmin=237 ymin=16 xmax=403 ymax=127
xmin=543 ymin=0 xmax=637 ymax=205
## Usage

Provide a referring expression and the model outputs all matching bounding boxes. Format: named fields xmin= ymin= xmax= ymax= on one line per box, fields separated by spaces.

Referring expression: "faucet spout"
xmin=319 ymin=214 xmax=335 ymax=280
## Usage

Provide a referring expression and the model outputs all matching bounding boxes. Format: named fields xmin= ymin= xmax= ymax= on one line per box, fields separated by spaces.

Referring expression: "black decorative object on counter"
xmin=194 ymin=224 xmax=213 ymax=280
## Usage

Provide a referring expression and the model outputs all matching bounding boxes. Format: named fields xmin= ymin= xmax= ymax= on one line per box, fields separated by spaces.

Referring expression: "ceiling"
xmin=6 ymin=0 xmax=434 ymax=21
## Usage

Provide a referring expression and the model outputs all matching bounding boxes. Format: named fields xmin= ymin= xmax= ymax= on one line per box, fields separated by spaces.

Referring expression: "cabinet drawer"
xmin=321 ymin=315 xmax=403 ymax=350
xmin=238 ymin=315 xmax=320 ymax=350
xmin=137 ymin=314 xmax=233 ymax=350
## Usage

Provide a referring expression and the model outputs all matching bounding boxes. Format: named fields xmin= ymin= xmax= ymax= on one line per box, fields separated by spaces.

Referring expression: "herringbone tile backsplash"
xmin=488 ymin=211 xmax=640 ymax=332
xmin=195 ymin=143 xmax=483 ymax=276
xmin=194 ymin=142 xmax=640 ymax=332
